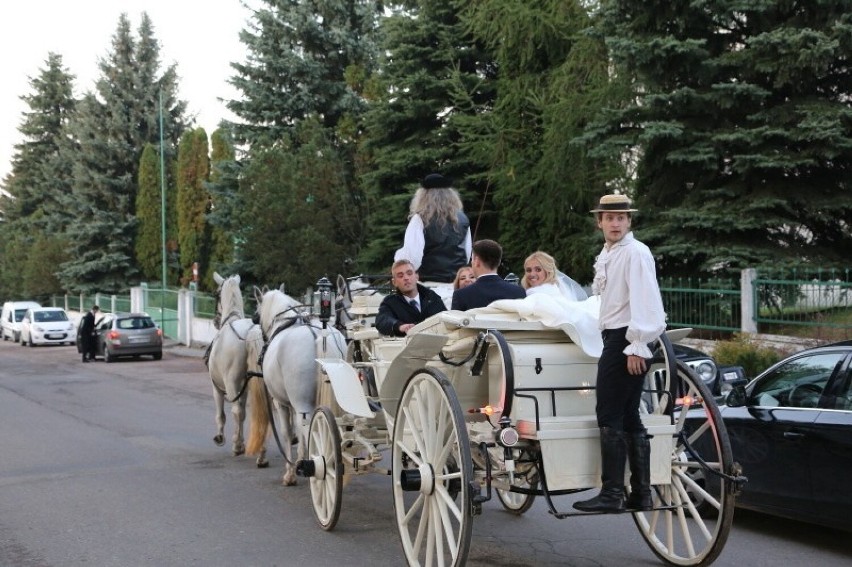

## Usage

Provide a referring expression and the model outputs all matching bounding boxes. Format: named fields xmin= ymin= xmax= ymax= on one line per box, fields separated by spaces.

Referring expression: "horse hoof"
xmin=213 ymin=435 xmax=225 ymax=446
xmin=233 ymin=448 xmax=245 ymax=456
xmin=257 ymin=460 xmax=269 ymax=469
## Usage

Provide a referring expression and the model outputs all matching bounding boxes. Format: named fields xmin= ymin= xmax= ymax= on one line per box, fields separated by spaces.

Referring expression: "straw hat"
xmin=590 ymin=193 xmax=638 ymax=213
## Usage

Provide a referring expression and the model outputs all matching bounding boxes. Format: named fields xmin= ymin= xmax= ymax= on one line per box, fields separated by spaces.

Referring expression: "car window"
xmin=14 ymin=309 xmax=28 ymax=322
xmin=34 ymin=311 xmax=68 ymax=323
xmin=118 ymin=317 xmax=155 ymax=330
xmin=751 ymin=352 xmax=845 ymax=409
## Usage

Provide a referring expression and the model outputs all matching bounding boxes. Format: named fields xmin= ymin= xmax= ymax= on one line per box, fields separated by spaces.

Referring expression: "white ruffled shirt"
xmin=394 ymin=214 xmax=472 ymax=271
xmin=593 ymin=232 xmax=666 ymax=358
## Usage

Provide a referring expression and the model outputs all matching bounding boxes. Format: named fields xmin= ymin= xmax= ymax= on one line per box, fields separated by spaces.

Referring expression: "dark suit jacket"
xmin=450 ymin=274 xmax=526 ymax=310
xmin=375 ymin=284 xmax=446 ymax=337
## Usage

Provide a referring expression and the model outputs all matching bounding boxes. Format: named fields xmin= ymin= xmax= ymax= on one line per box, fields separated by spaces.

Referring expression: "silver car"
xmin=78 ymin=312 xmax=163 ymax=362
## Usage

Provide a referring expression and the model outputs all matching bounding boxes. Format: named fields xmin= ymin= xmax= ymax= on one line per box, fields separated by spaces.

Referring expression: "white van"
xmin=1 ymin=301 xmax=42 ymax=343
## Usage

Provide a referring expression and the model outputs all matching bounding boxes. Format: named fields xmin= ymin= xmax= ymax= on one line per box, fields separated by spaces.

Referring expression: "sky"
xmin=0 ymin=1 xmax=255 ymax=182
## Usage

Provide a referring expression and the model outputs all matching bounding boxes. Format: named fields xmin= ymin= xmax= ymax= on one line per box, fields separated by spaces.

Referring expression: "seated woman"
xmin=521 ymin=251 xmax=587 ymax=301
xmin=453 ymin=266 xmax=476 ymax=290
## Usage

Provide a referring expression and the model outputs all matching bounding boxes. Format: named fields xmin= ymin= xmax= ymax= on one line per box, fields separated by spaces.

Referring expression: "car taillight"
xmin=107 ymin=330 xmax=120 ymax=340
xmin=156 ymin=329 xmax=163 ymax=337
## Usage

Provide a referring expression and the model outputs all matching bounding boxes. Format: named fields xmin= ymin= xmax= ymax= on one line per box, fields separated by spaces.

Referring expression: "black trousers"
xmin=595 ymin=327 xmax=646 ymax=434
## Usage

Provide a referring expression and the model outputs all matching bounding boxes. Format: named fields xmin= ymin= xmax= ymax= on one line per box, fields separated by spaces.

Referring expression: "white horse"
xmin=207 ymin=272 xmax=268 ymax=467
xmin=247 ymin=287 xmax=346 ymax=485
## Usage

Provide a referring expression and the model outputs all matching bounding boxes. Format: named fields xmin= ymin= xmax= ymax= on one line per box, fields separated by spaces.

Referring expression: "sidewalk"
xmin=163 ymin=338 xmax=206 ymax=359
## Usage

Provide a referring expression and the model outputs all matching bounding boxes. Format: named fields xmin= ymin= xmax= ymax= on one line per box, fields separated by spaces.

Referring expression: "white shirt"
xmin=593 ymin=232 xmax=666 ymax=358
xmin=394 ymin=214 xmax=472 ymax=271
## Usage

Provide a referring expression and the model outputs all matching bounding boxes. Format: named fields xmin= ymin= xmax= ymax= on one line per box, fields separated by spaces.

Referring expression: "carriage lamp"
xmin=316 ymin=276 xmax=333 ymax=326
xmin=504 ymin=272 xmax=520 ymax=285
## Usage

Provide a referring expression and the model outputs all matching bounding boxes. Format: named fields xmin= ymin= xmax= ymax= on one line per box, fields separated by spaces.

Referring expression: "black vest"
xmin=418 ymin=212 xmax=470 ymax=283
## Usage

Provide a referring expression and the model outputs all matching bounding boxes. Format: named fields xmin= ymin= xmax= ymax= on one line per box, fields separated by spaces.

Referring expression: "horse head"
xmin=257 ymin=288 xmax=303 ymax=338
xmin=213 ymin=272 xmax=245 ymax=330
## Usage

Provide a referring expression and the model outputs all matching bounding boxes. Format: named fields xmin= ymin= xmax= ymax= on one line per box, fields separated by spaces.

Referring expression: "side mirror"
xmin=726 ymin=383 xmax=748 ymax=407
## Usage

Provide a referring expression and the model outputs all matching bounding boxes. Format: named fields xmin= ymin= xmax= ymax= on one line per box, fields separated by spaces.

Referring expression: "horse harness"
xmin=207 ymin=313 xmax=257 ymax=403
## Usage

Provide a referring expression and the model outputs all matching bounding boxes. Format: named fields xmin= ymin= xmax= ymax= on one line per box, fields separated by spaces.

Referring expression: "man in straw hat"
xmin=574 ymin=193 xmax=666 ymax=513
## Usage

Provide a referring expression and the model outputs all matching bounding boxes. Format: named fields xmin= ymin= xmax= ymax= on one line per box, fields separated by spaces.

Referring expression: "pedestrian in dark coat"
xmin=79 ymin=305 xmax=100 ymax=362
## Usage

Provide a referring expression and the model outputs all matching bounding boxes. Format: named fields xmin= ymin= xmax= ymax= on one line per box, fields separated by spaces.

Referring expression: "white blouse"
xmin=593 ymin=232 xmax=666 ymax=358
xmin=394 ymin=214 xmax=472 ymax=271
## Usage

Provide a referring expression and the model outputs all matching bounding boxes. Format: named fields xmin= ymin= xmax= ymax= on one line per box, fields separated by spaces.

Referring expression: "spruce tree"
xmin=586 ymin=0 xmax=852 ymax=275
xmin=57 ymin=12 xmax=187 ymax=293
xmin=0 ymin=53 xmax=76 ymax=299
xmin=226 ymin=0 xmax=379 ymax=289
xmin=356 ymin=0 xmax=498 ymax=273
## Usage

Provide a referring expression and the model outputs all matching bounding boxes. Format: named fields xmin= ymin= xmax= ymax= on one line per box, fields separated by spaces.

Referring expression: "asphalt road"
xmin=0 ymin=340 xmax=850 ymax=567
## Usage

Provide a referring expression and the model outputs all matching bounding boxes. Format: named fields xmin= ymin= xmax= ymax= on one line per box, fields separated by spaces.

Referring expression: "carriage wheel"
xmin=495 ymin=449 xmax=538 ymax=515
xmin=634 ymin=337 xmax=736 ymax=566
xmin=392 ymin=369 xmax=473 ymax=567
xmin=306 ymin=406 xmax=343 ymax=531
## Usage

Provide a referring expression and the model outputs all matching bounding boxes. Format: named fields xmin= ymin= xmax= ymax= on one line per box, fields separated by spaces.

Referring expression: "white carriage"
xmin=299 ymin=287 xmax=742 ymax=567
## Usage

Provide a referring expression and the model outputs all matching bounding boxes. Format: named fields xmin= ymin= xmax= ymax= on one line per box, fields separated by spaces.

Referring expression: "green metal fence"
xmin=753 ymin=268 xmax=852 ymax=339
xmin=659 ymin=277 xmax=741 ymax=333
xmin=142 ymin=285 xmax=180 ymax=339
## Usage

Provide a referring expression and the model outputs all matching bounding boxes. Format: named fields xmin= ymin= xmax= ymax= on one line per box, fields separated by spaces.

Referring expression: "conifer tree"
xmin=585 ymin=0 xmax=852 ymax=275
xmin=356 ymin=0 xmax=499 ymax=273
xmin=203 ymin=128 xmax=238 ymax=287
xmin=0 ymin=53 xmax=76 ymax=299
xmin=226 ymin=0 xmax=379 ymax=288
xmin=57 ymin=12 xmax=187 ymax=293
xmin=176 ymin=128 xmax=210 ymax=285
xmin=456 ymin=0 xmax=621 ymax=281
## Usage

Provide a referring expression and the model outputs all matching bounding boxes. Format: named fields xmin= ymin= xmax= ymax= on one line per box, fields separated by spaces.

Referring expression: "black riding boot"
xmin=573 ymin=427 xmax=626 ymax=513
xmin=625 ymin=432 xmax=653 ymax=511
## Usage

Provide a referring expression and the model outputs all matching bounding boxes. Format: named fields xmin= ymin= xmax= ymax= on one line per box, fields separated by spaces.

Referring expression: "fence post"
xmin=741 ymin=268 xmax=757 ymax=334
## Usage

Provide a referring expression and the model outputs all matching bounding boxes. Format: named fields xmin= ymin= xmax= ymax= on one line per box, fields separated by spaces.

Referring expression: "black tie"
xmin=409 ymin=299 xmax=419 ymax=312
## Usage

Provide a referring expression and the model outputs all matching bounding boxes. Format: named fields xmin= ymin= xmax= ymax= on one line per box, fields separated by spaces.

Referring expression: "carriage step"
xmin=549 ymin=504 xmax=679 ymax=519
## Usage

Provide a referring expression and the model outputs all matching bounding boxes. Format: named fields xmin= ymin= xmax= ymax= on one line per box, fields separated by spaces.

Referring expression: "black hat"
xmin=421 ymin=173 xmax=452 ymax=189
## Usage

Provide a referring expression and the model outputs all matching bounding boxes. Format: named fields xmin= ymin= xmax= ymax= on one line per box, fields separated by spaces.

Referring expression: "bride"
xmin=521 ymin=250 xmax=588 ymax=301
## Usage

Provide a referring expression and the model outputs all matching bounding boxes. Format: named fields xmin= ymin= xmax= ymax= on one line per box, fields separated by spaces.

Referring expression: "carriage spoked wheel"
xmin=306 ymin=406 xmax=343 ymax=531
xmin=634 ymin=335 xmax=737 ymax=566
xmin=392 ymin=369 xmax=473 ymax=567
xmin=494 ymin=448 xmax=538 ymax=515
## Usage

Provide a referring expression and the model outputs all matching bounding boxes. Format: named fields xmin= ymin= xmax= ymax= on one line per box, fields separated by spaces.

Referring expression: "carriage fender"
xmin=316 ymin=358 xmax=375 ymax=418
xmin=379 ymin=332 xmax=449 ymax=418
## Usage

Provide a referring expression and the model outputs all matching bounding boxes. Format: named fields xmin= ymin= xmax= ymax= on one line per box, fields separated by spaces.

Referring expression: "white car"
xmin=20 ymin=307 xmax=76 ymax=346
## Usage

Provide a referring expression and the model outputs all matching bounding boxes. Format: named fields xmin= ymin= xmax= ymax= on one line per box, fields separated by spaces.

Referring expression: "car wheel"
xmin=152 ymin=352 xmax=162 ymax=361
xmin=28 ymin=335 xmax=35 ymax=347
xmin=105 ymin=348 xmax=115 ymax=363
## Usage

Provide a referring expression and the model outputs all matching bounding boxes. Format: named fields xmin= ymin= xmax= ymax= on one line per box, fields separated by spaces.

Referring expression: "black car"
xmin=687 ymin=340 xmax=852 ymax=531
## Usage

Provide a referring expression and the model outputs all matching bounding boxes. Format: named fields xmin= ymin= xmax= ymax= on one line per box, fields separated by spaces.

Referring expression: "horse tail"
xmin=246 ymin=377 xmax=270 ymax=456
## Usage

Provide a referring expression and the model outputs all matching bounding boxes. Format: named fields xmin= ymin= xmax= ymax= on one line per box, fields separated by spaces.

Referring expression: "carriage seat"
xmin=350 ymin=294 xmax=384 ymax=316
xmin=351 ymin=327 xmax=380 ymax=341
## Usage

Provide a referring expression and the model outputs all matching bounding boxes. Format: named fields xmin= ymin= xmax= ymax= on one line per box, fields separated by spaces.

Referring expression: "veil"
xmin=556 ymin=271 xmax=588 ymax=302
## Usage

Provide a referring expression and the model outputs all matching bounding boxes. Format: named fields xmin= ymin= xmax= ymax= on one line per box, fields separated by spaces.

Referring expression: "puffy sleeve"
xmin=394 ymin=215 xmax=426 ymax=269
xmin=623 ymin=249 xmax=667 ymax=358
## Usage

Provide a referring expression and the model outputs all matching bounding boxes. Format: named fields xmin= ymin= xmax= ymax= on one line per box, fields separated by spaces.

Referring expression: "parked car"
xmin=77 ymin=312 xmax=163 ymax=362
xmin=685 ymin=340 xmax=852 ymax=531
xmin=2 ymin=300 xmax=42 ymax=343
xmin=20 ymin=307 xmax=75 ymax=346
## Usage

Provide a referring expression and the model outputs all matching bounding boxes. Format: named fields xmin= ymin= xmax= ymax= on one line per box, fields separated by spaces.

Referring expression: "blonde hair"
xmin=453 ymin=266 xmax=475 ymax=290
xmin=410 ymin=187 xmax=464 ymax=228
xmin=521 ymin=250 xmax=558 ymax=289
